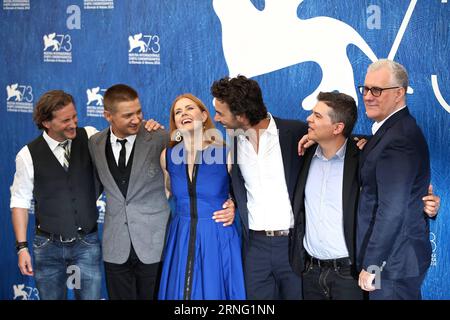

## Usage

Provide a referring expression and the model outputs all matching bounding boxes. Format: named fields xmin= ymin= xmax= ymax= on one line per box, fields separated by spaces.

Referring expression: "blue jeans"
xmin=33 ymin=231 xmax=102 ymax=300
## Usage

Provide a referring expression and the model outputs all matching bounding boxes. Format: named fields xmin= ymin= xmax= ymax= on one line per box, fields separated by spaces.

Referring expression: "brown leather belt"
xmin=250 ymin=229 xmax=290 ymax=237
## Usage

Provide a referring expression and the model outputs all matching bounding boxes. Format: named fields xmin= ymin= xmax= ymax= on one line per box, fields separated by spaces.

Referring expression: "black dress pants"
xmin=244 ymin=231 xmax=303 ymax=300
xmin=104 ymin=244 xmax=161 ymax=300
xmin=302 ymin=257 xmax=364 ymax=300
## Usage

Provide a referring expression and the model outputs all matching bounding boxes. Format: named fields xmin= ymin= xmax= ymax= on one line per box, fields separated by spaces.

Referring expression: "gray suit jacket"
xmin=89 ymin=124 xmax=170 ymax=264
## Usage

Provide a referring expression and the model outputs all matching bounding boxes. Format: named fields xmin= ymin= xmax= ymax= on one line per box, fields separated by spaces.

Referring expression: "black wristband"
xmin=16 ymin=241 xmax=28 ymax=252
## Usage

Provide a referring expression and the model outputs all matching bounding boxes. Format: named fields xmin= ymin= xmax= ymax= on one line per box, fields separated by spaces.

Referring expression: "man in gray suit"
xmin=88 ymin=84 xmax=169 ymax=300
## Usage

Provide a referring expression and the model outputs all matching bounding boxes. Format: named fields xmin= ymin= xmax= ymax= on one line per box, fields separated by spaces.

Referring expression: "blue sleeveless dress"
xmin=158 ymin=145 xmax=246 ymax=300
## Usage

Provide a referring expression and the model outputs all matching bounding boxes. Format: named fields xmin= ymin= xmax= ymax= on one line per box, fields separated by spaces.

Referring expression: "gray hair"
xmin=367 ymin=59 xmax=409 ymax=89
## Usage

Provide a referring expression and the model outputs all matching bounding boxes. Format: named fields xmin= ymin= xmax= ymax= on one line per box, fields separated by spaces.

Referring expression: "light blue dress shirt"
xmin=303 ymin=141 xmax=350 ymax=260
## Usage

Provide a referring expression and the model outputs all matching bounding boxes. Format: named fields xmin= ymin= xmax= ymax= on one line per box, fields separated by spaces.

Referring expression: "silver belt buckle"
xmin=266 ymin=230 xmax=275 ymax=236
xmin=59 ymin=235 xmax=76 ymax=243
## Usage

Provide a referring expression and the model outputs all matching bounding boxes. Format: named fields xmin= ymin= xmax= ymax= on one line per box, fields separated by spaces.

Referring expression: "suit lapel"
xmin=342 ymin=139 xmax=359 ymax=212
xmin=95 ymin=129 xmax=124 ymax=199
xmin=293 ymin=145 xmax=316 ymax=220
xmin=127 ymin=125 xmax=152 ymax=198
xmin=274 ymin=118 xmax=292 ymax=191
xmin=342 ymin=140 xmax=358 ymax=224
xmin=333 ymin=139 xmax=359 ymax=262
xmin=360 ymin=107 xmax=410 ymax=167
xmin=232 ymin=135 xmax=249 ymax=235
xmin=232 ymin=136 xmax=238 ymax=172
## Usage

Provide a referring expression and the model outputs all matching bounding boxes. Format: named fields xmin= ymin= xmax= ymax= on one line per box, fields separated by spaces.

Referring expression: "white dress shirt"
xmin=10 ymin=126 xmax=98 ymax=209
xmin=237 ymin=114 xmax=293 ymax=231
xmin=303 ymin=141 xmax=349 ymax=260
xmin=109 ymin=128 xmax=136 ymax=167
xmin=371 ymin=105 xmax=406 ymax=135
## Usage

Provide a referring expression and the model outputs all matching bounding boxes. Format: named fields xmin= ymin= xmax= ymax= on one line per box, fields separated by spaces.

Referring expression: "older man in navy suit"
xmin=357 ymin=59 xmax=432 ymax=299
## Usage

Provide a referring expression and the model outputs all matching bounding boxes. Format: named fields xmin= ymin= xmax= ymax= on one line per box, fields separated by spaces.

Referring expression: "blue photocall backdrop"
xmin=0 ymin=0 xmax=448 ymax=299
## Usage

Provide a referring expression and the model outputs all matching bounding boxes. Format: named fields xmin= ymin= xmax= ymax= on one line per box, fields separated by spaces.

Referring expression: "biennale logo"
xmin=87 ymin=87 xmax=104 ymax=106
xmin=43 ymin=33 xmax=61 ymax=51
xmin=6 ymin=83 xmax=22 ymax=102
xmin=13 ymin=284 xmax=40 ymax=300
xmin=128 ymin=33 xmax=161 ymax=65
xmin=128 ymin=33 xmax=149 ymax=53
xmin=86 ymin=87 xmax=105 ymax=117
xmin=6 ymin=83 xmax=33 ymax=113
xmin=214 ymin=0 xmax=449 ymax=112
xmin=430 ymin=232 xmax=437 ymax=267
xmin=43 ymin=32 xmax=72 ymax=63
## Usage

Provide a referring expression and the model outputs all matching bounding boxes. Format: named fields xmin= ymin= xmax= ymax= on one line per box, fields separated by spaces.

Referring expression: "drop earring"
xmin=174 ymin=130 xmax=182 ymax=142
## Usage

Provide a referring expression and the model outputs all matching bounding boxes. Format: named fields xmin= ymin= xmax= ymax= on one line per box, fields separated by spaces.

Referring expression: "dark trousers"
xmin=302 ymin=258 xmax=364 ymax=300
xmin=369 ymin=273 xmax=427 ymax=300
xmin=104 ymin=245 xmax=161 ymax=300
xmin=244 ymin=232 xmax=302 ymax=300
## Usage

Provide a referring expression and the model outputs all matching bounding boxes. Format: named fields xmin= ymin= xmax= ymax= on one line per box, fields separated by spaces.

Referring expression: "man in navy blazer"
xmin=211 ymin=76 xmax=307 ymax=299
xmin=357 ymin=59 xmax=431 ymax=299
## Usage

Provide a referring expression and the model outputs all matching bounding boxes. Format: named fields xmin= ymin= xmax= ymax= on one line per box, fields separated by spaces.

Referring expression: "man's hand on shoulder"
xmin=354 ymin=136 xmax=368 ymax=150
xmin=144 ymin=119 xmax=164 ymax=132
xmin=84 ymin=126 xmax=99 ymax=139
xmin=298 ymin=134 xmax=316 ymax=156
